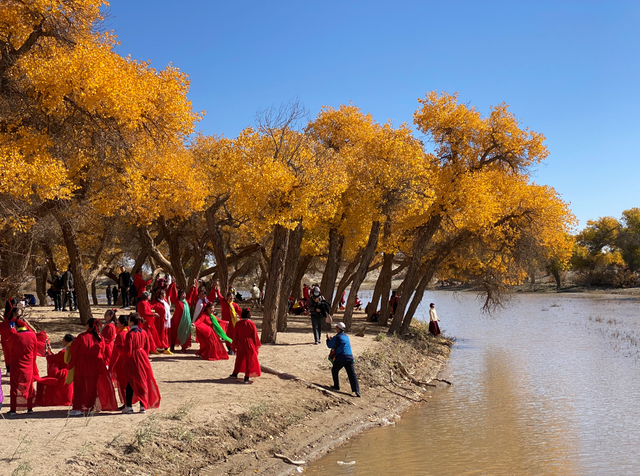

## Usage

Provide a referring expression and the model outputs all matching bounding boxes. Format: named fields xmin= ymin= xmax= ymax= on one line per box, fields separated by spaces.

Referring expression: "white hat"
xmin=335 ymin=322 xmax=346 ymax=330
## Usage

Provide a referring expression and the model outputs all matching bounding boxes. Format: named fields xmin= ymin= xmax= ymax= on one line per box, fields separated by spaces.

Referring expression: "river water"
xmin=307 ymin=291 xmax=640 ymax=475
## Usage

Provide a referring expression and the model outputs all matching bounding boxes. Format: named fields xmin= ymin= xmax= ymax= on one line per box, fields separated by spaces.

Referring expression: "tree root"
xmin=274 ymin=453 xmax=305 ymax=465
xmin=261 ymin=364 xmax=356 ymax=406
xmin=395 ymin=361 xmax=436 ymax=387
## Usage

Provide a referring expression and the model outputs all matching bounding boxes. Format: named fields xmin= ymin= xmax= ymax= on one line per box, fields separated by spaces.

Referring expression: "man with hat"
xmin=326 ymin=321 xmax=361 ymax=397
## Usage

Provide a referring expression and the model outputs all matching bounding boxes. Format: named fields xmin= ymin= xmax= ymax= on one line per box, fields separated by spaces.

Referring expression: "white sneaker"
xmin=122 ymin=406 xmax=134 ymax=414
xmin=69 ymin=410 xmax=83 ymax=417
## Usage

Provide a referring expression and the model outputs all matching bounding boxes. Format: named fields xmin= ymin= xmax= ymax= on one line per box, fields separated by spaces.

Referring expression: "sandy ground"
xmin=0 ymin=304 xmax=450 ymax=476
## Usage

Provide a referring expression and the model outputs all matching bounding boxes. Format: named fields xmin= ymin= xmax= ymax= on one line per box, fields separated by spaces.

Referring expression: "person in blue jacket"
xmin=326 ymin=322 xmax=361 ymax=397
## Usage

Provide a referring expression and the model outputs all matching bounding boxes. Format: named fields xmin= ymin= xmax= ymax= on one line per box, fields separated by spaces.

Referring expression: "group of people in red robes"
xmin=1 ymin=276 xmax=263 ymax=416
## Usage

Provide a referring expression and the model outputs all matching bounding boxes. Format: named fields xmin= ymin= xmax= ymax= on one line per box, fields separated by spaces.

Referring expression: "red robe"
xmin=36 ymin=348 xmax=73 ymax=407
xmin=133 ymin=273 xmax=152 ymax=298
xmin=67 ymin=332 xmax=118 ymax=412
xmin=214 ymin=288 xmax=241 ymax=344
xmin=167 ymin=281 xmax=178 ymax=307
xmin=8 ymin=328 xmax=38 ymax=410
xmin=169 ymin=286 xmax=197 ymax=349
xmin=101 ymin=322 xmax=117 ymax=365
xmin=194 ymin=312 xmax=230 ymax=361
xmin=123 ymin=327 xmax=161 ymax=409
xmin=0 ymin=318 xmax=13 ymax=370
xmin=303 ymin=285 xmax=310 ymax=302
xmin=151 ymin=300 xmax=169 ymax=349
xmin=232 ymin=319 xmax=261 ymax=378
xmin=137 ymin=300 xmax=161 ymax=350
xmin=109 ymin=326 xmax=129 ymax=403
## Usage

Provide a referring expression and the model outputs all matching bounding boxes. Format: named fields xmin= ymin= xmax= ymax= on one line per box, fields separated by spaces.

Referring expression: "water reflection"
xmin=307 ymin=292 xmax=640 ymax=475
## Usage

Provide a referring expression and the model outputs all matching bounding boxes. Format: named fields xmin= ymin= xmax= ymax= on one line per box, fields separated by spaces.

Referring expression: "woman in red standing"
xmin=169 ymin=283 xmax=198 ymax=353
xmin=136 ymin=291 xmax=161 ymax=354
xmin=109 ymin=314 xmax=130 ymax=406
xmin=0 ymin=304 xmax=21 ymax=375
xmin=151 ymin=289 xmax=172 ymax=354
xmin=101 ymin=309 xmax=118 ymax=365
xmin=193 ymin=302 xmax=232 ymax=361
xmin=122 ymin=313 xmax=161 ymax=414
xmin=65 ymin=318 xmax=118 ymax=416
xmin=7 ymin=316 xmax=37 ymax=415
xmin=36 ymin=334 xmax=74 ymax=407
xmin=230 ymin=308 xmax=261 ymax=384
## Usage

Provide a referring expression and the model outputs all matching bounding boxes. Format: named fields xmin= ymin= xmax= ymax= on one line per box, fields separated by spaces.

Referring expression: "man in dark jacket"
xmin=48 ymin=269 xmax=63 ymax=311
xmin=61 ymin=265 xmax=75 ymax=312
xmin=309 ymin=286 xmax=331 ymax=345
xmin=118 ymin=266 xmax=132 ymax=309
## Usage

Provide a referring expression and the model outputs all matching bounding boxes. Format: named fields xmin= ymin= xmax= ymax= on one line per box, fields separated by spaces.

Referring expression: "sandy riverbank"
xmin=0 ymin=305 xmax=452 ymax=476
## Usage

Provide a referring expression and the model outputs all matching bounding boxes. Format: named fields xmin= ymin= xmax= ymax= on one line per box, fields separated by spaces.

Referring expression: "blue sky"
xmin=106 ymin=1 xmax=639 ymax=228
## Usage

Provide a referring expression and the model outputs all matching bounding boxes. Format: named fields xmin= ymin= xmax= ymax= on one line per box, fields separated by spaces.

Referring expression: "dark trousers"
xmin=107 ymin=296 xmax=112 ymax=306
xmin=311 ymin=315 xmax=323 ymax=343
xmin=126 ymin=383 xmax=134 ymax=407
xmin=62 ymin=291 xmax=75 ymax=310
xmin=121 ymin=287 xmax=130 ymax=308
xmin=52 ymin=291 xmax=62 ymax=310
xmin=332 ymin=359 xmax=360 ymax=394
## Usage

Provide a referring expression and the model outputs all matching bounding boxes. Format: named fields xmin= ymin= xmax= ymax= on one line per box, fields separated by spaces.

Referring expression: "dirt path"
xmin=0 ymin=305 xmax=451 ymax=475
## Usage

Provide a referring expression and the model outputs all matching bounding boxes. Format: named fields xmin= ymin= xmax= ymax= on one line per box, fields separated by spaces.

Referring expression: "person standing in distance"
xmin=326 ymin=322 xmax=360 ymax=397
xmin=428 ymin=302 xmax=441 ymax=336
xmin=309 ymin=287 xmax=331 ymax=345
xmin=118 ymin=267 xmax=131 ymax=310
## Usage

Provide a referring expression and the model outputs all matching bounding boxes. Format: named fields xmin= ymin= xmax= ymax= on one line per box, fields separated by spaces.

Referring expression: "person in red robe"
xmin=1 ymin=304 xmax=23 ymax=374
xmin=302 ymin=284 xmax=310 ymax=309
xmin=169 ymin=284 xmax=198 ymax=353
xmin=213 ymin=283 xmax=241 ymax=354
xmin=339 ymin=291 xmax=346 ymax=310
xmin=122 ymin=313 xmax=161 ymax=414
xmin=101 ymin=309 xmax=118 ymax=365
xmin=166 ymin=277 xmax=178 ymax=307
xmin=151 ymin=289 xmax=171 ymax=353
xmin=137 ymin=291 xmax=161 ymax=354
xmin=193 ymin=302 xmax=232 ymax=361
xmin=133 ymin=269 xmax=152 ymax=304
xmin=389 ymin=290 xmax=400 ymax=320
xmin=36 ymin=334 xmax=74 ymax=407
xmin=7 ymin=318 xmax=37 ymax=415
xmin=65 ymin=318 xmax=118 ymax=416
xmin=230 ymin=308 xmax=261 ymax=383
xmin=109 ymin=315 xmax=130 ymax=406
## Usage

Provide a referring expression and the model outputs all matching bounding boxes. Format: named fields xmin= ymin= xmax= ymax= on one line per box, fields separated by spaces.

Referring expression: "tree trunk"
xmin=320 ymin=227 xmax=343 ymax=304
xmin=277 ymin=224 xmax=304 ymax=332
xmin=292 ymin=254 xmax=312 ymax=300
xmin=159 ymin=219 xmax=188 ymax=291
xmin=342 ymin=221 xmax=381 ymax=331
xmin=400 ymin=265 xmax=437 ymax=334
xmin=133 ymin=247 xmax=149 ymax=277
xmin=55 ymin=213 xmax=93 ymax=324
xmin=91 ymin=278 xmax=98 ymax=306
xmin=377 ymin=252 xmax=395 ymax=325
xmin=205 ymin=202 xmax=229 ymax=294
xmin=388 ymin=215 xmax=442 ymax=334
xmin=331 ymin=251 xmax=362 ymax=315
xmin=261 ymin=225 xmax=290 ymax=344
xmin=553 ymin=270 xmax=563 ymax=289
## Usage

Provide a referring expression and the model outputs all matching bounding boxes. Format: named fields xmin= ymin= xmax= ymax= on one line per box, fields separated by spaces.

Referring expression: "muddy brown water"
xmin=307 ymin=291 xmax=640 ymax=475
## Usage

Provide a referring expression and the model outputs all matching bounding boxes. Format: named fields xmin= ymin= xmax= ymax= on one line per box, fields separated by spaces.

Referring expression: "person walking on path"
xmin=309 ymin=287 xmax=331 ymax=345
xmin=326 ymin=322 xmax=360 ymax=398
xmin=118 ymin=267 xmax=132 ymax=309
xmin=428 ymin=302 xmax=441 ymax=336
xmin=106 ymin=285 xmax=112 ymax=306
xmin=230 ymin=308 xmax=261 ymax=383
xmin=112 ymin=286 xmax=119 ymax=307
